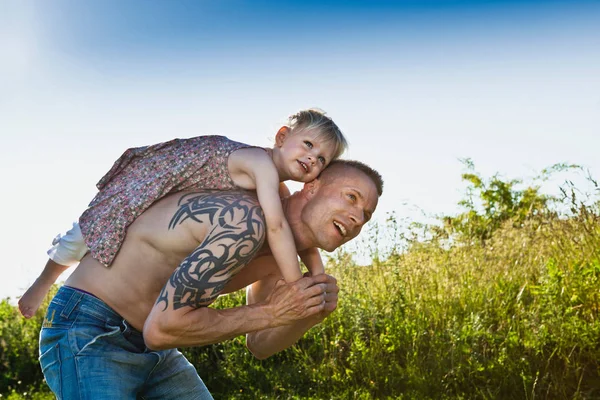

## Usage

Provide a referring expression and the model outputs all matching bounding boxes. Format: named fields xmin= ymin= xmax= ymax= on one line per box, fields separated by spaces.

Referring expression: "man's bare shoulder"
xmin=134 ymin=190 xmax=261 ymax=227
xmin=173 ymin=190 xmax=261 ymax=212
xmin=166 ymin=189 xmax=263 ymax=229
xmin=128 ymin=189 xmax=264 ymax=254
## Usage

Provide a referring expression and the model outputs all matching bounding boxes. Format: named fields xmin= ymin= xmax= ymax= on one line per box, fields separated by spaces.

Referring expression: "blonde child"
xmin=19 ymin=109 xmax=347 ymax=318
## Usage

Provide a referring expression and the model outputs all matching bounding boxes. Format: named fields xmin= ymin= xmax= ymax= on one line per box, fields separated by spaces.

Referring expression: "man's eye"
xmin=318 ymin=156 xmax=326 ymax=165
xmin=347 ymin=194 xmax=357 ymax=201
xmin=304 ymin=141 xmax=313 ymax=149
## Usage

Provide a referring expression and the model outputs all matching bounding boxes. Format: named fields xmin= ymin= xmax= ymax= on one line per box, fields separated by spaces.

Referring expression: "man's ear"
xmin=275 ymin=126 xmax=289 ymax=147
xmin=303 ymin=178 xmax=321 ymax=196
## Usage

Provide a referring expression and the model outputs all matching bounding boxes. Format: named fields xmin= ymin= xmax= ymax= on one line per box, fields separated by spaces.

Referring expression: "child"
xmin=18 ymin=109 xmax=348 ymax=318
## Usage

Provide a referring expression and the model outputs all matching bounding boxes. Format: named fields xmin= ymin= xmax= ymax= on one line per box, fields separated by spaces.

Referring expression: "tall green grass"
xmin=183 ymin=199 xmax=600 ymax=398
xmin=2 ymin=166 xmax=599 ymax=399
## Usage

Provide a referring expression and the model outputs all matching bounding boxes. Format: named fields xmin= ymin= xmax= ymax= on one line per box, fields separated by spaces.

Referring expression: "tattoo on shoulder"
xmin=156 ymin=192 xmax=265 ymax=311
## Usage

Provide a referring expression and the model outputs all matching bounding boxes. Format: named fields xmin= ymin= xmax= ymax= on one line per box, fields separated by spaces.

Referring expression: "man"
xmin=39 ymin=160 xmax=383 ymax=399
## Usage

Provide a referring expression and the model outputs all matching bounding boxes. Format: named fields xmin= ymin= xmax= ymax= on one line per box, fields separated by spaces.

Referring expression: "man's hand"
xmin=316 ymin=274 xmax=338 ymax=320
xmin=245 ymin=273 xmax=339 ymax=359
xmin=264 ymin=273 xmax=339 ymax=325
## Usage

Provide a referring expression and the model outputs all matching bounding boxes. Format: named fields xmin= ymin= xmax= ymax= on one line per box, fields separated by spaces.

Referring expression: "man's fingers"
xmin=324 ymin=291 xmax=338 ymax=302
xmin=268 ymin=273 xmax=339 ymax=322
xmin=299 ymin=278 xmax=339 ymax=305
xmin=324 ymin=281 xmax=339 ymax=294
xmin=304 ymin=297 xmax=327 ymax=314
xmin=297 ymin=273 xmax=332 ymax=288
xmin=304 ymin=282 xmax=328 ymax=299
xmin=304 ymin=286 xmax=339 ymax=309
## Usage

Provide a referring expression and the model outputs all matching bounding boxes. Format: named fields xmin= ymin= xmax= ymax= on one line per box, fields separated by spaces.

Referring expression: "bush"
xmin=3 ymin=164 xmax=599 ymax=399
xmin=0 ymin=287 xmax=57 ymax=398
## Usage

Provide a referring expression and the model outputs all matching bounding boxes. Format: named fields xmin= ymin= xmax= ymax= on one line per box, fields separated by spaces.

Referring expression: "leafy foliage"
xmin=440 ymin=158 xmax=554 ymax=244
xmin=0 ymin=287 xmax=57 ymax=398
xmin=2 ymin=164 xmax=600 ymax=399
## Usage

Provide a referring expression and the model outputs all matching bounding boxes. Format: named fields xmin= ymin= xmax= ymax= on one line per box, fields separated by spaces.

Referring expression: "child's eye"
xmin=304 ymin=141 xmax=313 ymax=149
xmin=318 ymin=156 xmax=326 ymax=165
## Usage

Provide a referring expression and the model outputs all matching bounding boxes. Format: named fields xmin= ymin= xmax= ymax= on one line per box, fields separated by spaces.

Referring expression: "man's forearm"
xmin=244 ymin=273 xmax=338 ymax=359
xmin=144 ymin=274 xmax=332 ymax=350
xmin=246 ymin=314 xmax=322 ymax=359
xmin=144 ymin=301 xmax=277 ymax=350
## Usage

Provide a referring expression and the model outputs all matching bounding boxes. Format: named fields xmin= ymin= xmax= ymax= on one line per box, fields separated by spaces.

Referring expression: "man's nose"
xmin=349 ymin=211 xmax=365 ymax=226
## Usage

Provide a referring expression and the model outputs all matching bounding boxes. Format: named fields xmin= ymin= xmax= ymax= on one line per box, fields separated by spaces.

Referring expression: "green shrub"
xmin=4 ymin=165 xmax=599 ymax=399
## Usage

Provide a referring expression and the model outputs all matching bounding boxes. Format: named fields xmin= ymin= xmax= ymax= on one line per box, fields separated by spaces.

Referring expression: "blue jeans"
xmin=39 ymin=286 xmax=213 ymax=399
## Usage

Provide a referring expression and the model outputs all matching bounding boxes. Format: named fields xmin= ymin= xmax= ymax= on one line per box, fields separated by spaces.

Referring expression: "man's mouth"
xmin=333 ymin=221 xmax=347 ymax=237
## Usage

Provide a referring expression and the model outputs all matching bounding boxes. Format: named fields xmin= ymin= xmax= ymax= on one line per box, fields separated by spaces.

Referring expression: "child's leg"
xmin=18 ymin=223 xmax=89 ymax=318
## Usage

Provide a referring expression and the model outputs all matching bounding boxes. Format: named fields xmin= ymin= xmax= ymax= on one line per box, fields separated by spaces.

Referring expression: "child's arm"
xmin=299 ymin=248 xmax=325 ymax=276
xmin=229 ymin=149 xmax=303 ymax=282
xmin=255 ymin=172 xmax=303 ymax=282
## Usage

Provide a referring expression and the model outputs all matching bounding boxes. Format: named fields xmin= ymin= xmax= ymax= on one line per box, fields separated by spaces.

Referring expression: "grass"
xmin=3 ymin=170 xmax=599 ymax=399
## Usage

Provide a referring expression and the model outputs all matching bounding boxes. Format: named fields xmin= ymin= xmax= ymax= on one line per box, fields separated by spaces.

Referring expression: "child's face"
xmin=276 ymin=127 xmax=337 ymax=183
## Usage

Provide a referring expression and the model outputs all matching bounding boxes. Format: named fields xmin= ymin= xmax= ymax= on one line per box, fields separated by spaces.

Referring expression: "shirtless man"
xmin=39 ymin=160 xmax=383 ymax=399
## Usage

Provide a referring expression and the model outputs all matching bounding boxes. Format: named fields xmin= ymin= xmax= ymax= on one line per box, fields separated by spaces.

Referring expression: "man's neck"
xmin=281 ymin=191 xmax=314 ymax=252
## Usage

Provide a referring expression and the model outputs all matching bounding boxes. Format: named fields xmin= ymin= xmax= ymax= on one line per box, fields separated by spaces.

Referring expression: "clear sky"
xmin=1 ymin=0 xmax=599 ymax=301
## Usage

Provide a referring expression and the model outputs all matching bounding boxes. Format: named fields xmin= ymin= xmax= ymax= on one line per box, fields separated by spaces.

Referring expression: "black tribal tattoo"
xmin=156 ymin=192 xmax=265 ymax=311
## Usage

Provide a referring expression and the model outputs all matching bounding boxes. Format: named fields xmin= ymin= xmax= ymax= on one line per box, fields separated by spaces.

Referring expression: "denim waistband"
xmin=54 ymin=285 xmax=146 ymax=351
xmin=63 ymin=285 xmax=99 ymax=300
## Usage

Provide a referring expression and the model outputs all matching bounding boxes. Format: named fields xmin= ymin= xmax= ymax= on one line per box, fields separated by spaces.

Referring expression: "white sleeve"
xmin=46 ymin=222 xmax=89 ymax=266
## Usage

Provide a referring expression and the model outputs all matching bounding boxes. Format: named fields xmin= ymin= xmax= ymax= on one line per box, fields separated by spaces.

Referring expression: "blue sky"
xmin=1 ymin=0 xmax=599 ymax=300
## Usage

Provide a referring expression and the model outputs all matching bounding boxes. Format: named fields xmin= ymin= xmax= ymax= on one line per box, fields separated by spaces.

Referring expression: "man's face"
xmin=301 ymin=166 xmax=379 ymax=251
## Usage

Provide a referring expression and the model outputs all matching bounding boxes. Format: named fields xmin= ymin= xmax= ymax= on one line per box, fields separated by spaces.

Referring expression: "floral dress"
xmin=79 ymin=135 xmax=254 ymax=267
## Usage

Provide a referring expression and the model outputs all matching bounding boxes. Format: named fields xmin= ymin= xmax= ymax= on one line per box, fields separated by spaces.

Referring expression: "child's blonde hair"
xmin=287 ymin=108 xmax=348 ymax=160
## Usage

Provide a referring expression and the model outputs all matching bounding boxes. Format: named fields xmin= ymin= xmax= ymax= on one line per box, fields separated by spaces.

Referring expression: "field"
xmin=2 ymin=164 xmax=599 ymax=399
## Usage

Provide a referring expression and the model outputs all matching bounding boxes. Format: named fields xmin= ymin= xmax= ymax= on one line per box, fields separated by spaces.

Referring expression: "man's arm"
xmin=245 ymin=270 xmax=339 ymax=360
xmin=142 ymin=191 xmax=331 ymax=350
xmin=143 ymin=275 xmax=332 ymax=350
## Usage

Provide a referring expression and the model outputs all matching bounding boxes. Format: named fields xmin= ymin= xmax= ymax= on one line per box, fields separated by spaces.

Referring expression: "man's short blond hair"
xmin=322 ymin=160 xmax=384 ymax=197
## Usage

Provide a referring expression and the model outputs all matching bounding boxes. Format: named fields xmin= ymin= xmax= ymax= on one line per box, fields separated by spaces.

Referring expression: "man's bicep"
xmin=155 ymin=248 xmax=229 ymax=312
xmin=156 ymin=191 xmax=267 ymax=312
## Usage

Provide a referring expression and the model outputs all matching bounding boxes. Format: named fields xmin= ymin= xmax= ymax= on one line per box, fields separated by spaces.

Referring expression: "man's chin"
xmin=321 ymin=240 xmax=341 ymax=252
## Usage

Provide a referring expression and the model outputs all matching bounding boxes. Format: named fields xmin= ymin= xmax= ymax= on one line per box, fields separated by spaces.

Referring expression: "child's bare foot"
xmin=19 ymin=259 xmax=70 ymax=318
xmin=18 ymin=279 xmax=51 ymax=318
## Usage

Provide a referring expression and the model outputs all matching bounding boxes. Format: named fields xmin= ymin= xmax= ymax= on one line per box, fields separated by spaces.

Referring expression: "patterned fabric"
xmin=79 ymin=135 xmax=254 ymax=267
